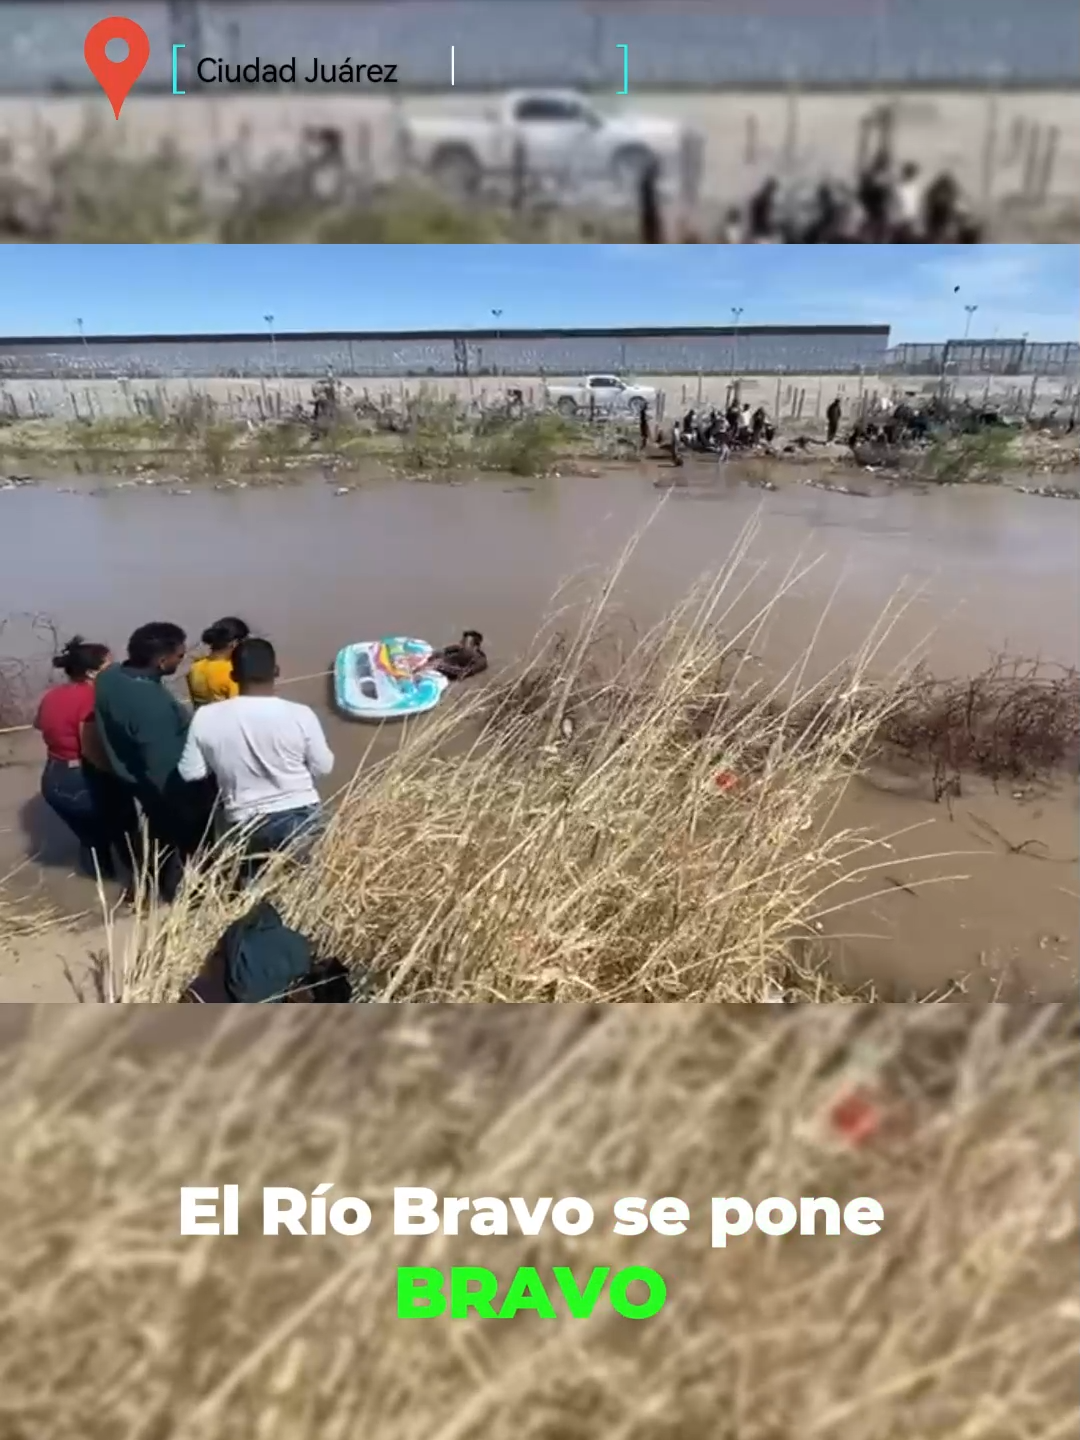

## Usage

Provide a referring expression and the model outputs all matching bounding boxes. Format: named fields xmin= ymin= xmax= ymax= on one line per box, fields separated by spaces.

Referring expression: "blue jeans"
xmin=41 ymin=758 xmax=117 ymax=879
xmin=241 ymin=804 xmax=322 ymax=882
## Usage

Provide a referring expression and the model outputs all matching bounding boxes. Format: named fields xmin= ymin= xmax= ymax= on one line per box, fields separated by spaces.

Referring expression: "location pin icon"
xmin=84 ymin=16 xmax=150 ymax=118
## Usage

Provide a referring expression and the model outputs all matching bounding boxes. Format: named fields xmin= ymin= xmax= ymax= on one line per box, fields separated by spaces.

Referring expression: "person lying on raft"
xmin=430 ymin=631 xmax=488 ymax=681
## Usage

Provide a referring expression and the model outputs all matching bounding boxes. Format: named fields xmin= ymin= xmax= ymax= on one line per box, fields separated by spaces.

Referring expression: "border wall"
xmin=2 ymin=0 xmax=1076 ymax=92
xmin=0 ymin=326 xmax=891 ymax=381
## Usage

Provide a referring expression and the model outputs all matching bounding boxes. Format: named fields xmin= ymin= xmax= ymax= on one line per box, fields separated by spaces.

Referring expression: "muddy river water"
xmin=1 ymin=463 xmax=1077 ymax=1000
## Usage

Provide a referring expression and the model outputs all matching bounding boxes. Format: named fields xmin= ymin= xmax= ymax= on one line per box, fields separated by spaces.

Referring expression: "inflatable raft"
xmin=334 ymin=636 xmax=448 ymax=721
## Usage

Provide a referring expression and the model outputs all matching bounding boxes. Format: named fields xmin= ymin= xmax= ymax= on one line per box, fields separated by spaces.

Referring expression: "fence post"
xmin=782 ymin=75 xmax=799 ymax=170
xmin=744 ymin=113 xmax=758 ymax=165
xmin=511 ymin=138 xmax=527 ymax=213
xmin=979 ymin=80 xmax=1000 ymax=210
xmin=1022 ymin=124 xmax=1042 ymax=201
xmin=1036 ymin=125 xmax=1060 ymax=204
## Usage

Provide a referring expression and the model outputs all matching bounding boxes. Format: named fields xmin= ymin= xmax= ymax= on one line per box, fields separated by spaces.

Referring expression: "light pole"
xmin=963 ymin=304 xmax=978 ymax=340
xmin=730 ymin=306 xmax=744 ymax=394
xmin=491 ymin=308 xmax=502 ymax=376
xmin=75 ymin=317 xmax=88 ymax=351
xmin=264 ymin=313 xmax=278 ymax=378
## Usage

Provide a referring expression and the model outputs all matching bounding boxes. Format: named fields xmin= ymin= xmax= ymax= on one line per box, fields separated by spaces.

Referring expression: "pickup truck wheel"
xmin=611 ymin=145 xmax=655 ymax=192
xmin=626 ymin=396 xmax=646 ymax=416
xmin=556 ymin=397 xmax=578 ymax=418
xmin=430 ymin=146 xmax=482 ymax=198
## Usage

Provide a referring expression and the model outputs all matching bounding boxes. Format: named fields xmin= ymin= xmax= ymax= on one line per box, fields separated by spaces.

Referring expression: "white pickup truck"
xmin=400 ymin=90 xmax=700 ymax=200
xmin=545 ymin=375 xmax=658 ymax=417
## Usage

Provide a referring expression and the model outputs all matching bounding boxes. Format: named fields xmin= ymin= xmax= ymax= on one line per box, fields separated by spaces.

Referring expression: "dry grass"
xmin=102 ymin=538 xmax=945 ymax=1004
xmin=2 ymin=400 xmax=621 ymax=484
xmin=5 ymin=547 xmax=1076 ymax=1001
xmin=0 ymin=1004 xmax=1075 ymax=1440
xmin=0 ymin=874 xmax=58 ymax=943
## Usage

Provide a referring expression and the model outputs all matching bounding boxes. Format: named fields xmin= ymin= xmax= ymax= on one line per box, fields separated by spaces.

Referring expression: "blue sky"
xmin=2 ymin=245 xmax=1075 ymax=342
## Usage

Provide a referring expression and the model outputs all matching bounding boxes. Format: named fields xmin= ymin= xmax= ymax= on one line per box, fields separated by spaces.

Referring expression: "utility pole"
xmin=963 ymin=304 xmax=978 ymax=340
xmin=264 ymin=314 xmax=278 ymax=377
xmin=491 ymin=309 xmax=503 ymax=376
xmin=168 ymin=0 xmax=201 ymax=88
xmin=168 ymin=4 xmax=201 ymax=54
xmin=730 ymin=306 xmax=744 ymax=391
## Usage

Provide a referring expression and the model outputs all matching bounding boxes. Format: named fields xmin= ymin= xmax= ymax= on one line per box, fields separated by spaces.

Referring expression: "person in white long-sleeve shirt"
xmin=178 ymin=636 xmax=334 ymax=870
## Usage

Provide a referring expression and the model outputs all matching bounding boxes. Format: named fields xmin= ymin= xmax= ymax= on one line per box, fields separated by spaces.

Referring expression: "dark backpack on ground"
xmin=182 ymin=901 xmax=369 ymax=1004
xmin=183 ymin=899 xmax=313 ymax=1003
xmin=223 ymin=899 xmax=313 ymax=1002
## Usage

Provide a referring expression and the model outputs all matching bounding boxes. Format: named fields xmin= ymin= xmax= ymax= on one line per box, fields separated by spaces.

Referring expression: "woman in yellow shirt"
xmin=187 ymin=617 xmax=251 ymax=707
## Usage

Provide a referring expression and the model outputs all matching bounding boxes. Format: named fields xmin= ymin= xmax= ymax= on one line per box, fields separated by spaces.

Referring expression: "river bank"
xmin=4 ymin=424 xmax=1078 ymax=503
xmin=4 ymin=373 xmax=1076 ymax=495
xmin=1 ymin=463 xmax=1077 ymax=1002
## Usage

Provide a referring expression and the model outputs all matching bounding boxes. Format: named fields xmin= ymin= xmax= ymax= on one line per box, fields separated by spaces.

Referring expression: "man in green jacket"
xmin=94 ymin=621 xmax=207 ymax=901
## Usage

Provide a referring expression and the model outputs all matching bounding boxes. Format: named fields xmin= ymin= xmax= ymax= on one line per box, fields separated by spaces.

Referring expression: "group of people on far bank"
xmin=638 ymin=399 xmax=777 ymax=466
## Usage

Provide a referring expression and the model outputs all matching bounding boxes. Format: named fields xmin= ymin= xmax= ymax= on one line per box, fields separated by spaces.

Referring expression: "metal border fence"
xmin=0 ymin=325 xmax=892 ymax=380
xmin=1 ymin=328 xmax=1077 ymax=385
xmin=2 ymin=0 xmax=1077 ymax=92
xmin=885 ymin=339 xmax=1080 ymax=377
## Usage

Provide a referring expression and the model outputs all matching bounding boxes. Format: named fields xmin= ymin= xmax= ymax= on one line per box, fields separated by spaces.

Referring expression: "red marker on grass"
xmin=84 ymin=16 xmax=150 ymax=118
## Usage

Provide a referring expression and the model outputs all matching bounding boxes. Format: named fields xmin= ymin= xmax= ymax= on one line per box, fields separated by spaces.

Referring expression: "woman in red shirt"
xmin=34 ymin=637 xmax=116 ymax=879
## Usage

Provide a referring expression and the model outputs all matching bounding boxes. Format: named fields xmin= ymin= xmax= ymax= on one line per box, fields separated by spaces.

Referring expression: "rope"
xmin=0 ymin=667 xmax=333 ymax=737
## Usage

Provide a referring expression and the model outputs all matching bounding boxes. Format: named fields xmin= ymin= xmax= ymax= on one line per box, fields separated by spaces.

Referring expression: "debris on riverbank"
xmin=1012 ymin=481 xmax=1080 ymax=499
xmin=6 ymin=389 xmax=1078 ymax=501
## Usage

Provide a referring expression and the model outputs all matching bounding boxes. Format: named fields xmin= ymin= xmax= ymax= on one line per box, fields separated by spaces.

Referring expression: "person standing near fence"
xmin=826 ymin=396 xmax=842 ymax=442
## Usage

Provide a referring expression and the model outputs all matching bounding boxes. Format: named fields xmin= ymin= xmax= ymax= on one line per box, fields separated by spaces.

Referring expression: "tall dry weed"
xmin=0 ymin=1004 xmax=1075 ymax=1440
xmin=106 ymin=539 xmax=946 ymax=1003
